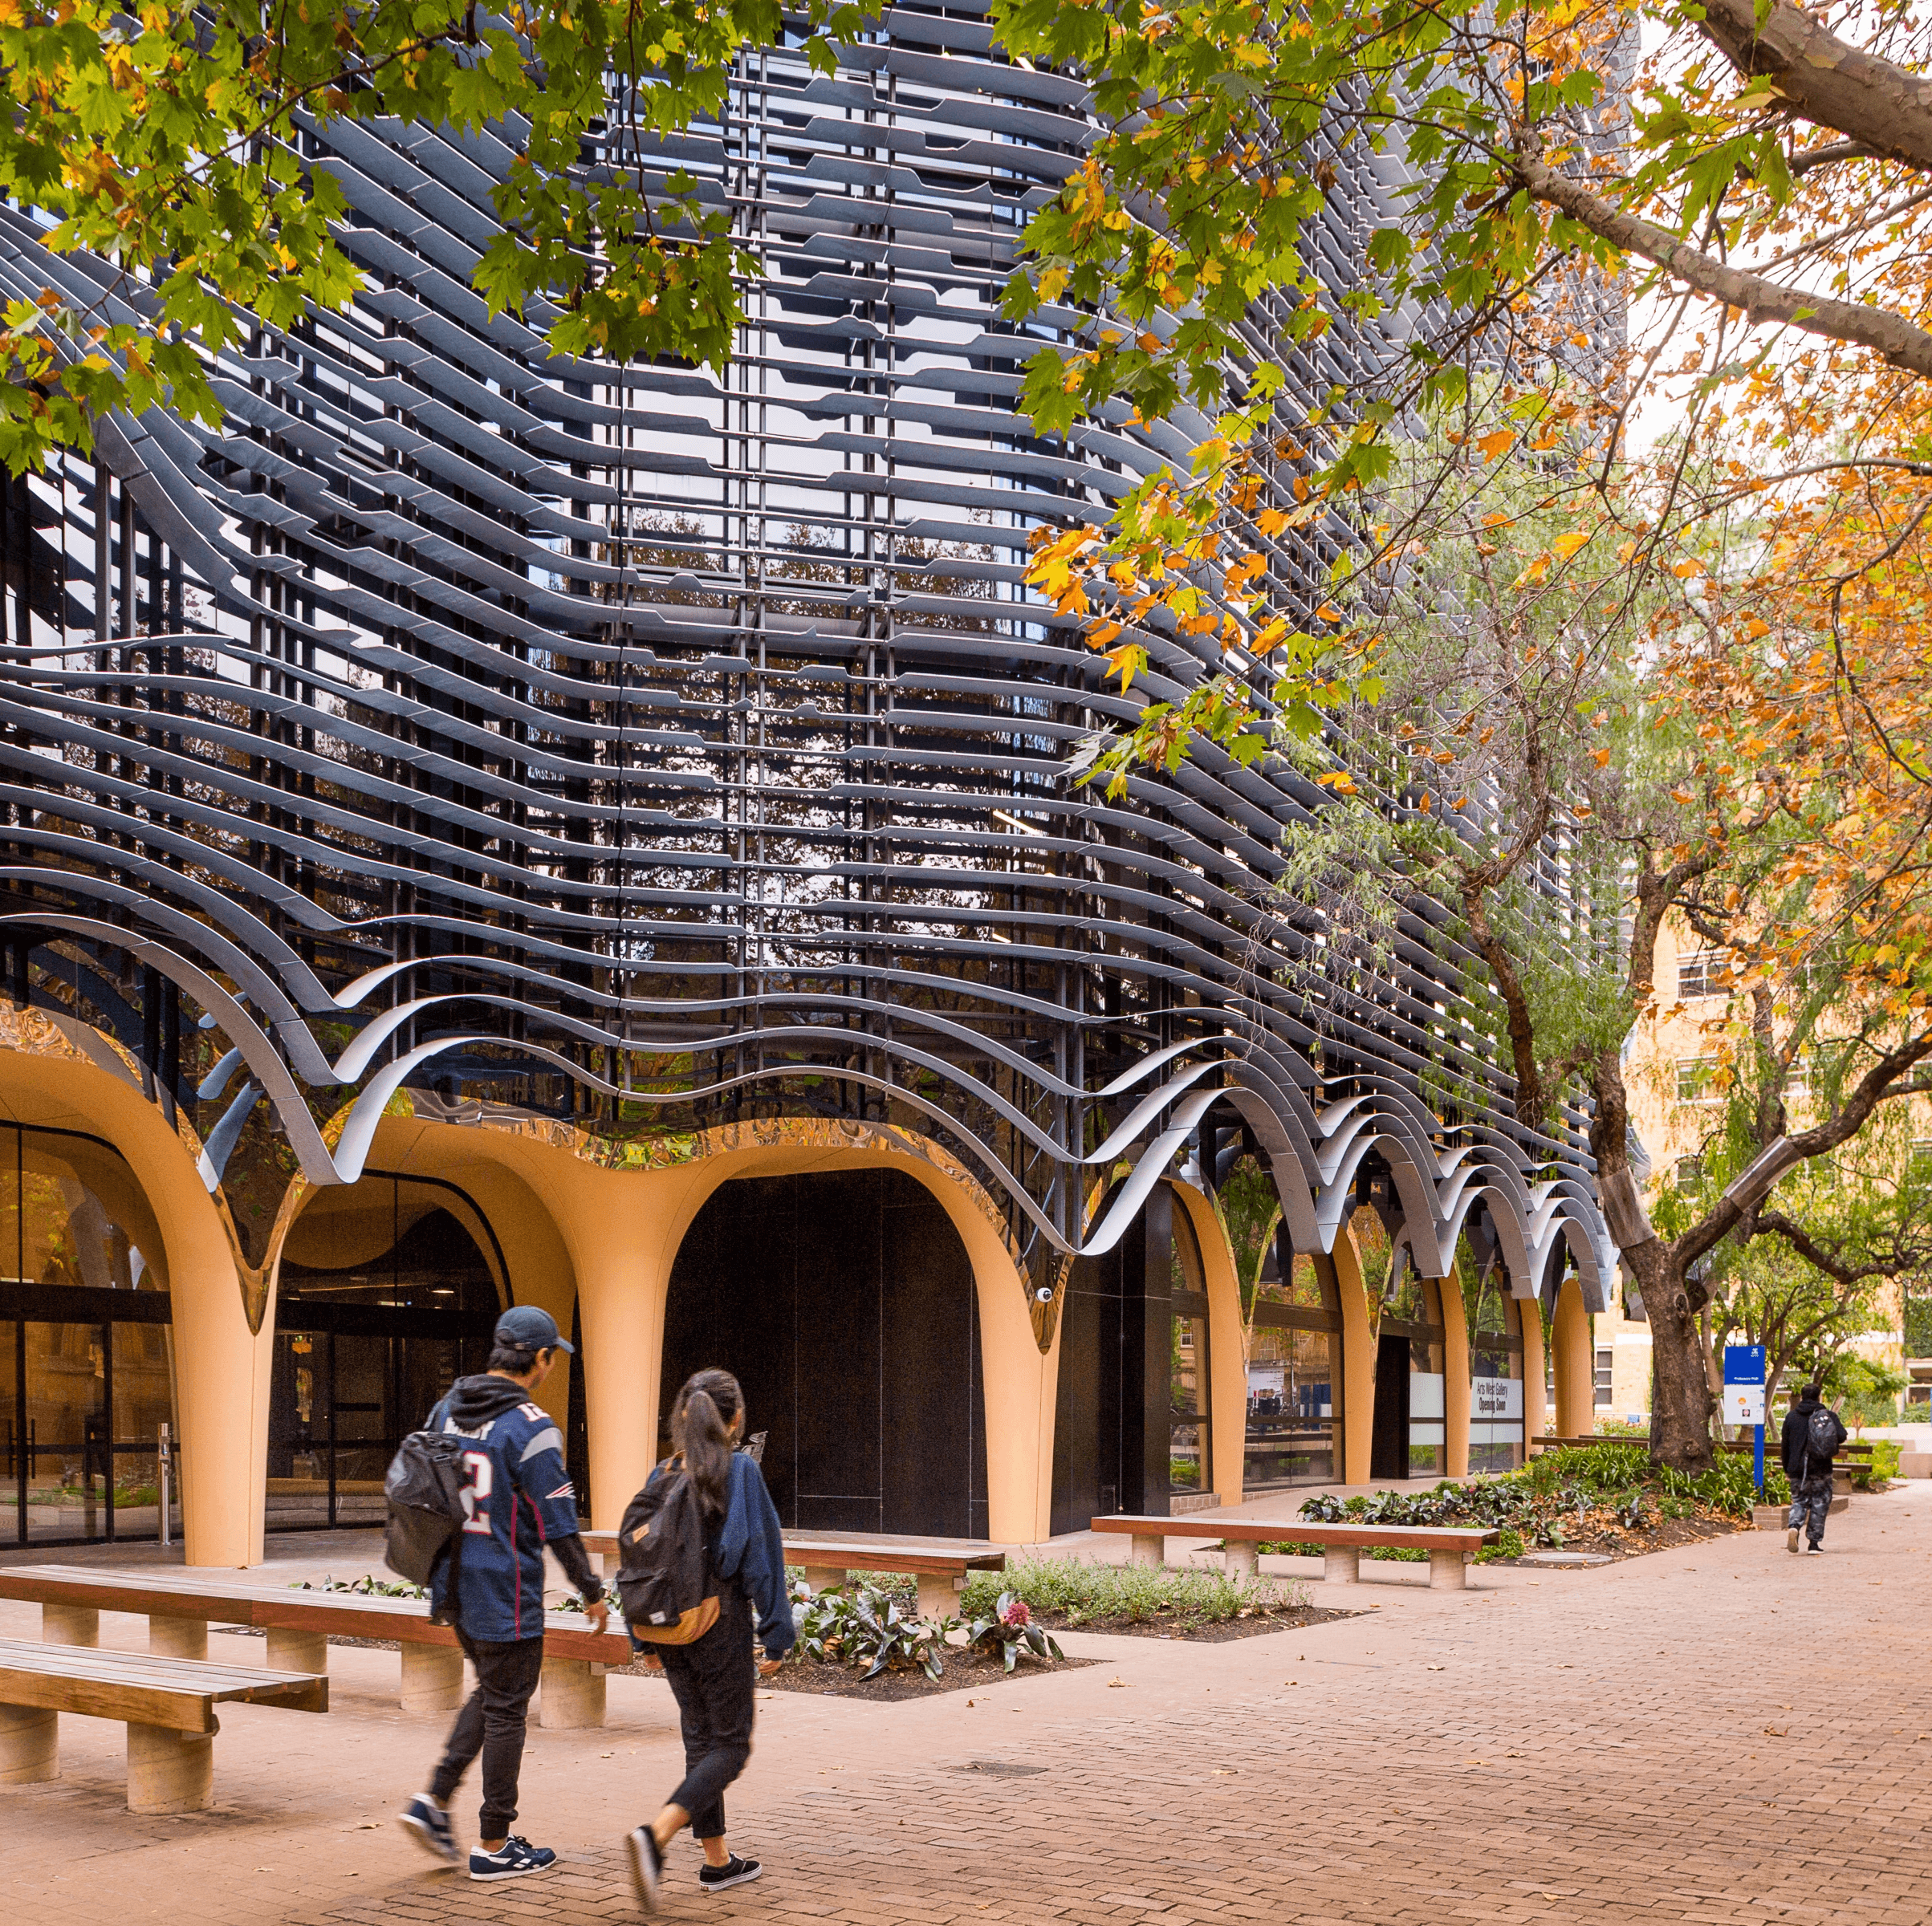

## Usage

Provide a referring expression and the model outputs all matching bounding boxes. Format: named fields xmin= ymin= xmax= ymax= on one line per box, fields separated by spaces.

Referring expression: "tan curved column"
xmin=1169 ymin=1181 xmax=1247 ymax=1507
xmin=0 ymin=1032 xmax=266 ymax=1566
xmin=1552 ymin=1274 xmax=1593 ymax=1439
xmin=1438 ymin=1262 xmax=1470 ymax=1481
xmin=1331 ymin=1225 xmax=1376 ymax=1484
xmin=1519 ymin=1293 xmax=1549 ymax=1447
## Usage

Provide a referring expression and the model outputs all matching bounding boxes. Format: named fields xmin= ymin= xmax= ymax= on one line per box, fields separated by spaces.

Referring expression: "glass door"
xmin=23 ymin=1320 xmax=108 ymax=1540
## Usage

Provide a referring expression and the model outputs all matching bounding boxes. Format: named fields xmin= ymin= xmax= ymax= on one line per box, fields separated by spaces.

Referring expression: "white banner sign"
xmin=1723 ymin=1383 xmax=1766 ymax=1426
xmin=1471 ymin=1377 xmax=1524 ymax=1421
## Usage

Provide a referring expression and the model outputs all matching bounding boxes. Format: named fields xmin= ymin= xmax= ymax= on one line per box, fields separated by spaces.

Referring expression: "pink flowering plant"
xmin=964 ymin=1589 xmax=1065 ymax=1673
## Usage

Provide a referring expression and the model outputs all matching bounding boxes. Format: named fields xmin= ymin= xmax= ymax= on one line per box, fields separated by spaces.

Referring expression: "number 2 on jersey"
xmin=459 ymin=1450 xmax=494 ymax=1534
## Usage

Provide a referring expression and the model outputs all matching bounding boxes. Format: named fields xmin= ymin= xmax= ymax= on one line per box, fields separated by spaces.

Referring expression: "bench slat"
xmin=0 ymin=1568 xmax=632 ymax=1664
xmin=0 ymin=1638 xmax=327 ymax=1731
xmin=580 ymin=1530 xmax=1006 ymax=1579
xmin=1091 ymin=1515 xmax=1499 ymax=1550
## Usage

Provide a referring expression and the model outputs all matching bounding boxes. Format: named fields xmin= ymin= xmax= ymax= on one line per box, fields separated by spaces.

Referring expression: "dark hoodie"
xmin=426 ymin=1373 xmax=600 ymax=1642
xmin=1780 ymin=1389 xmax=1847 ymax=1487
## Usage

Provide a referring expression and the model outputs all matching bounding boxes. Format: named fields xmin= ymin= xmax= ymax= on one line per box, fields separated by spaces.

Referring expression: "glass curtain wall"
xmin=0 ymin=1126 xmax=179 ymax=1545
xmin=268 ymin=1179 xmax=502 ymax=1530
xmin=1245 ymin=1231 xmax=1341 ymax=1489
xmin=1464 ymin=1264 xmax=1525 ymax=1472
xmin=1169 ymin=1197 xmax=1212 ymax=1498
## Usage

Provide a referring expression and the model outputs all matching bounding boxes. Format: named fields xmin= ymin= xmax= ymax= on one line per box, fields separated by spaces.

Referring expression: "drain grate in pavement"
xmin=947 ymin=1761 xmax=1047 ymax=1776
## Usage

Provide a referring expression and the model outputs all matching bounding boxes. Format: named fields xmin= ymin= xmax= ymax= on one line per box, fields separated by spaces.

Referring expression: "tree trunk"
xmin=1623 ymin=1237 xmax=1716 ymax=1472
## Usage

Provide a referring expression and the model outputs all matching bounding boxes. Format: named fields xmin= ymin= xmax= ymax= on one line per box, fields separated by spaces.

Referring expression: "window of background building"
xmin=1675 ymin=1157 xmax=1704 ymax=1189
xmin=1594 ymin=1347 xmax=1614 ymax=1406
xmin=1678 ymin=952 xmax=1727 ymax=999
xmin=1676 ymin=1058 xmax=1722 ymax=1104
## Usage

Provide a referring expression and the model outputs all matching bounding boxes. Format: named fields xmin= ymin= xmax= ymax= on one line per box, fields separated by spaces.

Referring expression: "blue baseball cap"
xmin=494 ymin=1305 xmax=572 ymax=1354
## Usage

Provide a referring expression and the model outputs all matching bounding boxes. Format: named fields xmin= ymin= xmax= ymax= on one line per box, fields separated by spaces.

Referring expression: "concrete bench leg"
xmin=42 ymin=1603 xmax=99 ymax=1647
xmin=0 ymin=1705 xmax=58 ymax=1783
xmin=1128 ymin=1534 xmax=1164 ymax=1568
xmin=150 ymin=1617 xmax=209 ymax=1662
xmin=799 ymin=1565 xmax=846 ymax=1597
xmin=401 ymin=1644 xmax=466 ymax=1715
xmin=539 ymin=1656 xmax=607 ymax=1729
xmin=1324 ymin=1547 xmax=1360 ymax=1586
xmin=916 ymin=1575 xmax=963 ymax=1623
xmin=1427 ymin=1550 xmax=1467 ymax=1591
xmin=127 ymin=1720 xmax=214 ymax=1814
xmin=266 ymin=1627 xmax=329 ymax=1676
xmin=1222 ymin=1542 xmax=1259 ymax=1582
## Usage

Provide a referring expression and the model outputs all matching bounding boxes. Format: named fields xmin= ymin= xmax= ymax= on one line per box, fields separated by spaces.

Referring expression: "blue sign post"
xmin=1723 ymin=1345 xmax=1768 ymax=1496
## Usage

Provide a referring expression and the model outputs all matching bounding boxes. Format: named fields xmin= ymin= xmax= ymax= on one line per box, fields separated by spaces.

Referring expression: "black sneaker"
xmin=627 ymin=1825 xmax=663 ymax=1913
xmin=699 ymin=1854 xmax=763 ymax=1894
xmin=470 ymin=1835 xmax=558 ymax=1882
xmin=399 ymin=1794 xmax=459 ymax=1866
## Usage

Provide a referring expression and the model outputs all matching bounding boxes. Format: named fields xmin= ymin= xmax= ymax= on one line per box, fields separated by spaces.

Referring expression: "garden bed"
xmin=1273 ymin=1440 xmax=1779 ymax=1566
xmin=757 ymin=1648 xmax=1098 ymax=1701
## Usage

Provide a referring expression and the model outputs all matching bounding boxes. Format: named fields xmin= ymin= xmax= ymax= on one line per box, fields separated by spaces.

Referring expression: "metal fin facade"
xmin=0 ymin=6 xmax=1612 ymax=1312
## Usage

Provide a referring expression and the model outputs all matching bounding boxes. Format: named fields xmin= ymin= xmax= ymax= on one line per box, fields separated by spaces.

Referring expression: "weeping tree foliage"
xmin=1242 ymin=432 xmax=1932 ymax=1470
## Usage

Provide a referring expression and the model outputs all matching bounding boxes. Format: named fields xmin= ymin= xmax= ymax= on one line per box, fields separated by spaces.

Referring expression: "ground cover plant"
xmin=1280 ymin=1444 xmax=1791 ymax=1563
xmin=958 ymin=1556 xmax=1328 ymax=1640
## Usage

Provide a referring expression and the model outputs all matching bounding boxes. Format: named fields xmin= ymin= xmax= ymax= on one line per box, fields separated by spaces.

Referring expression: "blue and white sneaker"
xmin=398 ymin=1794 xmax=458 ymax=1866
xmin=470 ymin=1835 xmax=559 ymax=1882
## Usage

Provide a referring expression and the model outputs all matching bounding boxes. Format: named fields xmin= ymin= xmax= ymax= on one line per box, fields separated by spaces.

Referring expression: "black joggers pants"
xmin=430 ymin=1628 xmax=545 ymax=1839
xmin=655 ymin=1580 xmax=757 ymax=1841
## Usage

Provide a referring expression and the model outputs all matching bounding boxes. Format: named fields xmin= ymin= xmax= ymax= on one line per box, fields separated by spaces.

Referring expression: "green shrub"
xmin=790 ymin=1583 xmax=948 ymax=1680
xmin=289 ymin=1572 xmax=427 ymax=1599
xmin=1473 ymin=1526 xmax=1527 ymax=1563
xmin=1867 ymin=1440 xmax=1903 ymax=1482
xmin=960 ymin=1557 xmax=1304 ymax=1627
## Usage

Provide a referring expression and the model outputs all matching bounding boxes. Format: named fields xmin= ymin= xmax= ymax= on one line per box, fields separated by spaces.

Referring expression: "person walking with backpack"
xmin=1781 ymin=1380 xmax=1848 ymax=1555
xmin=624 ymin=1368 xmax=792 ymax=1910
xmin=397 ymin=1306 xmax=608 ymax=1879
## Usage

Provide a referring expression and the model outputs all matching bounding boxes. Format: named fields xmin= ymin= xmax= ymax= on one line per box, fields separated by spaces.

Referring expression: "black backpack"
xmin=616 ymin=1465 xmax=718 ymax=1645
xmin=1805 ymin=1405 xmax=1840 ymax=1475
xmin=384 ymin=1427 xmax=470 ymax=1622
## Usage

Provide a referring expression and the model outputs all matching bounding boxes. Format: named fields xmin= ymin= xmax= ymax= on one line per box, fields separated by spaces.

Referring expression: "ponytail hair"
xmin=672 ymin=1368 xmax=743 ymax=1518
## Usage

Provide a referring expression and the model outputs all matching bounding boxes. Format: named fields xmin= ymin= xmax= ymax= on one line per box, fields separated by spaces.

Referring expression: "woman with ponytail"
xmin=627 ymin=1369 xmax=791 ymax=1911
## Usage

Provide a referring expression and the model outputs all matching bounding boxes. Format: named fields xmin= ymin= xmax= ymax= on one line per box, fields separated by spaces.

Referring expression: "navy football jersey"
xmin=425 ymin=1379 xmax=583 ymax=1642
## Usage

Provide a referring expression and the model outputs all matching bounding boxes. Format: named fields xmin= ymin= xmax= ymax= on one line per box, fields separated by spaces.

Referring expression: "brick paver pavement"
xmin=6 ymin=1487 xmax=1930 ymax=1924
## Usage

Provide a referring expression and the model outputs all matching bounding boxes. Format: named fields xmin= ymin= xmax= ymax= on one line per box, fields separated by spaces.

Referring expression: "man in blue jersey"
xmin=398 ymin=1306 xmax=608 ymax=1881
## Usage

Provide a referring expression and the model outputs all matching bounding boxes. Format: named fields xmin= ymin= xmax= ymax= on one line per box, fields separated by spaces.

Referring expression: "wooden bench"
xmin=0 ymin=1567 xmax=631 ymax=1729
xmin=1090 ymin=1514 xmax=1501 ymax=1591
xmin=581 ymin=1530 xmax=1007 ymax=1622
xmin=0 ymin=1637 xmax=324 ymax=1813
